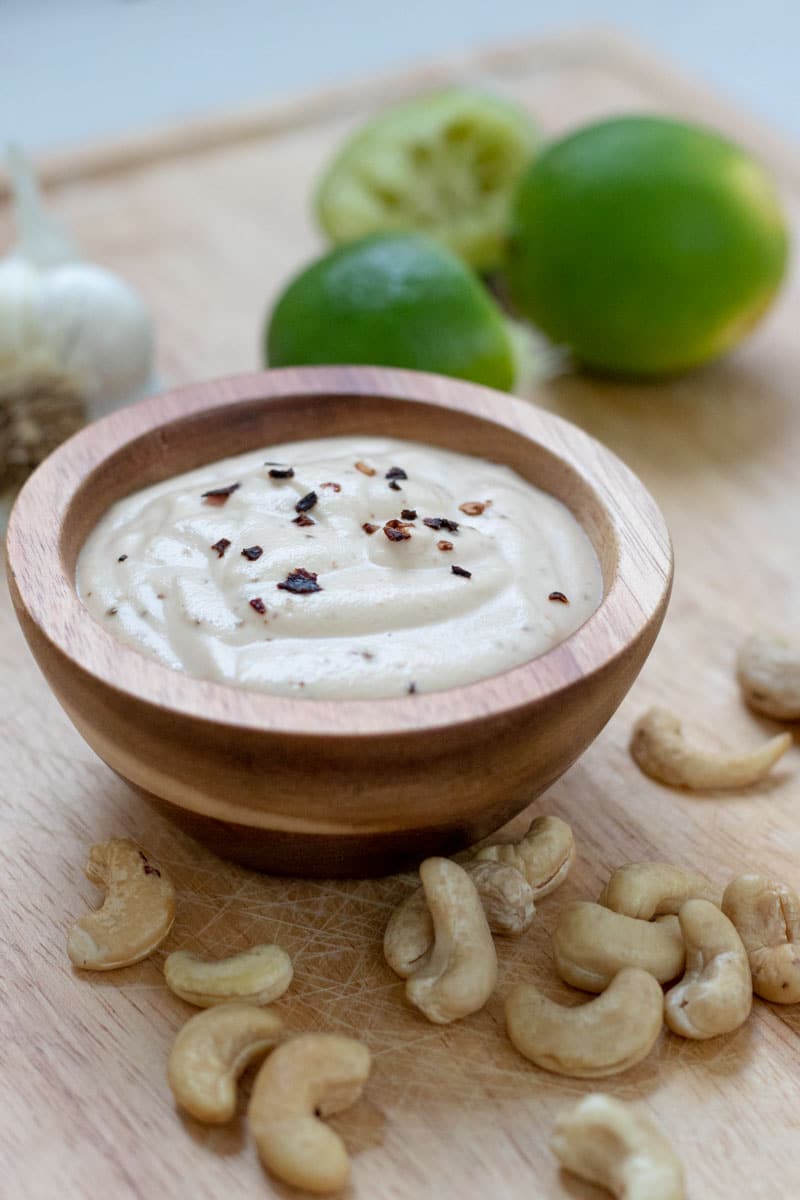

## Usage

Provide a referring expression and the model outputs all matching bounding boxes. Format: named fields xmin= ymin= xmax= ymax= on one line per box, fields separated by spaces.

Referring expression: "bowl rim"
xmin=6 ymin=366 xmax=672 ymax=737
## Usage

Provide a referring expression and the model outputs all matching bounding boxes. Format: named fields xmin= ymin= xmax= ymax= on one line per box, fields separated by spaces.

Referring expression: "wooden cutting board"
xmin=2 ymin=27 xmax=799 ymax=1200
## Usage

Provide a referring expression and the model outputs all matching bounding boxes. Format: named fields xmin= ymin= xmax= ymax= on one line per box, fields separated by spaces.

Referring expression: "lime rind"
xmin=315 ymin=89 xmax=538 ymax=270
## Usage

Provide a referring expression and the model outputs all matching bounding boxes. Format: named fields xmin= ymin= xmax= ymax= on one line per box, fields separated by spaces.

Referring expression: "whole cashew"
xmin=475 ymin=814 xmax=575 ymax=897
xmin=164 ymin=944 xmax=293 ymax=1007
xmin=384 ymin=859 xmax=534 ymax=977
xmin=738 ymin=633 xmax=800 ymax=720
xmin=551 ymin=1094 xmax=685 ymax=1200
xmin=248 ymin=1033 xmax=371 ymax=1194
xmin=665 ymin=899 xmax=752 ymax=1039
xmin=506 ymin=967 xmax=663 ymax=1078
xmin=554 ymin=902 xmax=685 ymax=993
xmin=67 ymin=839 xmax=176 ymax=970
xmin=404 ymin=857 xmax=498 ymax=1024
xmin=599 ymin=862 xmax=720 ymax=919
xmin=722 ymin=874 xmax=800 ymax=1003
xmin=167 ymin=1003 xmax=284 ymax=1124
xmin=630 ymin=707 xmax=791 ymax=790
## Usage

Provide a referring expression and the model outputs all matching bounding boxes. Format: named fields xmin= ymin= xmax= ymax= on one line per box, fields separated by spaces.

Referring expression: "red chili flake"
xmin=362 ymin=522 xmax=379 ymax=535
xmin=250 ymin=597 xmax=267 ymax=614
xmin=437 ymin=540 xmax=454 ymax=552
xmin=241 ymin=545 xmax=263 ymax=561
xmin=355 ymin=461 xmax=376 ymax=476
xmin=321 ymin=481 xmax=341 ymax=492
xmin=400 ymin=509 xmax=417 ymax=520
xmin=201 ymin=482 xmax=240 ymax=505
xmin=459 ymin=501 xmax=487 ymax=516
xmin=295 ymin=491 xmax=318 ymax=513
xmin=424 ymin=516 xmax=459 ymax=533
xmin=293 ymin=513 xmax=315 ymax=527
xmin=143 ymin=863 xmax=161 ymax=877
xmin=117 ymin=554 xmax=128 ymax=562
xmin=267 ymin=465 xmax=294 ymax=479
xmin=277 ymin=568 xmax=322 ymax=594
xmin=383 ymin=519 xmax=412 ymax=542
xmin=549 ymin=591 xmax=570 ymax=604
xmin=210 ymin=538 xmax=231 ymax=558
xmin=451 ymin=565 xmax=472 ymax=579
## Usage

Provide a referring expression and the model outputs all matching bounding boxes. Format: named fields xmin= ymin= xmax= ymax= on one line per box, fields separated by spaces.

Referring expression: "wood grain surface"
xmin=1 ymin=28 xmax=799 ymax=1200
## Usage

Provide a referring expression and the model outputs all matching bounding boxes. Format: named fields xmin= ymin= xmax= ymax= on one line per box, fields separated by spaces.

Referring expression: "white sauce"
xmin=77 ymin=436 xmax=602 ymax=699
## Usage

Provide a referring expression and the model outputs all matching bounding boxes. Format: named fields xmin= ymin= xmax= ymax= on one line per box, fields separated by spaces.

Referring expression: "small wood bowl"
xmin=6 ymin=367 xmax=672 ymax=877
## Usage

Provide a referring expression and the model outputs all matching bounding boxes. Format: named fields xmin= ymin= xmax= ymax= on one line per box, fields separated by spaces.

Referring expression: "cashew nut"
xmin=599 ymin=862 xmax=720 ymax=919
xmin=475 ymin=814 xmax=575 ymax=897
xmin=248 ymin=1033 xmax=371 ymax=1194
xmin=722 ymin=874 xmax=800 ymax=1003
xmin=384 ymin=859 xmax=534 ymax=977
xmin=630 ymin=707 xmax=791 ymax=790
xmin=551 ymin=1094 xmax=685 ymax=1200
xmin=67 ymin=838 xmax=176 ymax=970
xmin=404 ymin=857 xmax=498 ymax=1024
xmin=167 ymin=1002 xmax=284 ymax=1124
xmin=506 ymin=967 xmax=663 ymax=1078
xmin=164 ymin=944 xmax=293 ymax=1007
xmin=738 ymin=632 xmax=800 ymax=719
xmin=553 ymin=902 xmax=684 ymax=993
xmin=665 ymin=899 xmax=752 ymax=1038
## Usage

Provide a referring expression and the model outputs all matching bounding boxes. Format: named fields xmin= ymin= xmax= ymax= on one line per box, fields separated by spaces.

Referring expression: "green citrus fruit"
xmin=507 ymin=115 xmax=789 ymax=375
xmin=265 ymin=232 xmax=517 ymax=390
xmin=315 ymin=89 xmax=538 ymax=270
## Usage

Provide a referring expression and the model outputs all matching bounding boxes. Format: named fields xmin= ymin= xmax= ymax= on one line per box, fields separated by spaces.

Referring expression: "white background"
xmin=1 ymin=0 xmax=797 ymax=153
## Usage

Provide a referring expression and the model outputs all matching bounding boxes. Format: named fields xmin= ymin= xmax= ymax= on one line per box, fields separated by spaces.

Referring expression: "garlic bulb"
xmin=0 ymin=145 xmax=155 ymax=484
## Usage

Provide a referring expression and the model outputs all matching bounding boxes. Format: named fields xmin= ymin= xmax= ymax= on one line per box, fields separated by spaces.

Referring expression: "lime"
xmin=315 ymin=89 xmax=538 ymax=270
xmin=265 ymin=232 xmax=516 ymax=390
xmin=507 ymin=115 xmax=789 ymax=375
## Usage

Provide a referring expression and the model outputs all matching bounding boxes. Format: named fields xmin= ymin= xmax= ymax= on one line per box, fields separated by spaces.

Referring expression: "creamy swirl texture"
xmin=77 ymin=436 xmax=602 ymax=699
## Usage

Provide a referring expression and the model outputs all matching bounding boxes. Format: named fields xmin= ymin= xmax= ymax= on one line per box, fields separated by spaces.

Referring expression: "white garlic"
xmin=0 ymin=146 xmax=155 ymax=484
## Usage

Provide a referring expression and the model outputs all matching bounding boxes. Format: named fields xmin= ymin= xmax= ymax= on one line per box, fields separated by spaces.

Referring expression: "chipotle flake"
xmin=295 ymin=491 xmax=318 ymax=514
xmin=400 ymin=508 xmax=418 ymax=520
xmin=362 ymin=522 xmax=379 ymax=535
xmin=241 ymin=545 xmax=263 ymax=561
xmin=424 ymin=516 xmax=459 ymax=533
xmin=451 ymin=565 xmax=472 ymax=579
xmin=211 ymin=538 xmax=231 ymax=559
xmin=250 ymin=597 xmax=267 ymax=614
xmin=293 ymin=513 xmax=315 ymax=527
xmin=355 ymin=461 xmax=376 ymax=476
xmin=267 ymin=465 xmax=295 ymax=479
xmin=201 ymin=482 xmax=240 ymax=505
xmin=383 ymin=519 xmax=412 ymax=542
xmin=459 ymin=501 xmax=487 ymax=516
xmin=549 ymin=590 xmax=570 ymax=604
xmin=277 ymin=568 xmax=322 ymax=595
xmin=321 ymin=481 xmax=341 ymax=492
xmin=437 ymin=540 xmax=453 ymax=552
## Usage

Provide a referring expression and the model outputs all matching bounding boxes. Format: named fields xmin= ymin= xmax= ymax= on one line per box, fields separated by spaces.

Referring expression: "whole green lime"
xmin=507 ymin=115 xmax=789 ymax=375
xmin=265 ymin=232 xmax=516 ymax=390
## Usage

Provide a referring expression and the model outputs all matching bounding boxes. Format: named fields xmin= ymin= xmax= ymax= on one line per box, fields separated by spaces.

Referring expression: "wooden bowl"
xmin=6 ymin=367 xmax=672 ymax=877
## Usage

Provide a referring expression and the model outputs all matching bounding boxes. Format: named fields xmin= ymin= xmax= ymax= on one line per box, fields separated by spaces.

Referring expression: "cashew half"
xmin=665 ymin=899 xmax=752 ymax=1039
xmin=551 ymin=1094 xmax=685 ymax=1200
xmin=600 ymin=862 xmax=720 ymax=919
xmin=405 ymin=857 xmax=498 ymax=1024
xmin=722 ymin=874 xmax=800 ymax=1003
xmin=384 ymin=859 xmax=534 ymax=977
xmin=738 ymin=633 xmax=800 ymax=720
xmin=67 ymin=839 xmax=176 ymax=970
xmin=248 ymin=1033 xmax=371 ymax=1194
xmin=630 ymin=707 xmax=791 ymax=790
xmin=475 ymin=814 xmax=575 ymax=897
xmin=164 ymin=944 xmax=293 ymax=1007
xmin=554 ymin=902 xmax=684 ymax=993
xmin=506 ymin=968 xmax=663 ymax=1078
xmin=167 ymin=1003 xmax=284 ymax=1124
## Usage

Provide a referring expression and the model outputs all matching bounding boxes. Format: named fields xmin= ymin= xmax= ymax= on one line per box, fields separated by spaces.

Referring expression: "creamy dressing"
xmin=77 ymin=436 xmax=602 ymax=699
